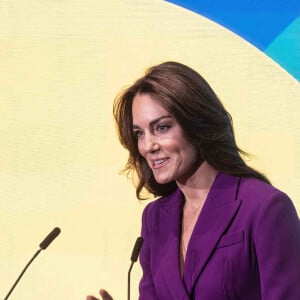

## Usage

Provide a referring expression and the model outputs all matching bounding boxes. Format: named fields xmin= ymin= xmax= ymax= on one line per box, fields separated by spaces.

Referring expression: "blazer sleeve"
xmin=138 ymin=203 xmax=159 ymax=300
xmin=254 ymin=191 xmax=300 ymax=299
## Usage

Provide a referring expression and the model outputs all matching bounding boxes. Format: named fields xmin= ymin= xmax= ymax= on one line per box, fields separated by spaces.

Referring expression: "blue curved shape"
xmin=265 ymin=17 xmax=300 ymax=80
xmin=165 ymin=0 xmax=300 ymax=50
xmin=165 ymin=0 xmax=300 ymax=80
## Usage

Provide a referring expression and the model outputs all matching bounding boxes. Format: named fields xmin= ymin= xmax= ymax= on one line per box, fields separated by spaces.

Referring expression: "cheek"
xmin=163 ymin=138 xmax=180 ymax=151
xmin=137 ymin=141 xmax=145 ymax=157
xmin=182 ymin=144 xmax=198 ymax=163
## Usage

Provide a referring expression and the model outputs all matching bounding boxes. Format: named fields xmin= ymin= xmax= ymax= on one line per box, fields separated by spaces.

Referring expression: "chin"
xmin=154 ymin=176 xmax=174 ymax=185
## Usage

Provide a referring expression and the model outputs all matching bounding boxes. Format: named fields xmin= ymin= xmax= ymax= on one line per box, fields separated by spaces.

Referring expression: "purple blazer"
xmin=139 ymin=173 xmax=300 ymax=299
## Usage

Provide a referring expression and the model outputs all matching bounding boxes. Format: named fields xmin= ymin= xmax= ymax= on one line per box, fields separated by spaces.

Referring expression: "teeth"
xmin=154 ymin=159 xmax=166 ymax=166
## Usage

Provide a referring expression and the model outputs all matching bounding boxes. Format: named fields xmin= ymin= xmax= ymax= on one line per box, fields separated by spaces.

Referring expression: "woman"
xmin=88 ymin=62 xmax=300 ymax=299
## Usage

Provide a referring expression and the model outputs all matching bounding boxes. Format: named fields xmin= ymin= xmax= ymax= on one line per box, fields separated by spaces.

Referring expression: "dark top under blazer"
xmin=139 ymin=172 xmax=300 ymax=299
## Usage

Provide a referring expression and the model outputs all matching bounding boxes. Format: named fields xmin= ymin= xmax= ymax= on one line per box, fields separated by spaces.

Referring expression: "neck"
xmin=176 ymin=161 xmax=218 ymax=208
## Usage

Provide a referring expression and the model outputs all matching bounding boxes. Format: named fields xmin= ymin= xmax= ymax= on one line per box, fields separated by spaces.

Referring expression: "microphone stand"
xmin=4 ymin=249 xmax=42 ymax=300
xmin=127 ymin=237 xmax=143 ymax=300
xmin=4 ymin=227 xmax=61 ymax=300
xmin=127 ymin=261 xmax=134 ymax=300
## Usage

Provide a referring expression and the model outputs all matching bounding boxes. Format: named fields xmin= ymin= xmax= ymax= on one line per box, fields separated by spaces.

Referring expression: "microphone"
xmin=39 ymin=227 xmax=61 ymax=250
xmin=128 ymin=236 xmax=143 ymax=300
xmin=4 ymin=227 xmax=61 ymax=300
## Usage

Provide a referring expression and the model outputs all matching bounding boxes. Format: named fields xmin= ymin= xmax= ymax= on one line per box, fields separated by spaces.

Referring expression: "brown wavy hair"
xmin=113 ymin=61 xmax=270 ymax=199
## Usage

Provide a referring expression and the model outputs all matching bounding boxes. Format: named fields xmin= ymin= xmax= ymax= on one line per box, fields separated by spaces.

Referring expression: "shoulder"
xmin=238 ymin=176 xmax=298 ymax=221
xmin=141 ymin=188 xmax=182 ymax=231
xmin=239 ymin=176 xmax=289 ymax=203
xmin=142 ymin=188 xmax=181 ymax=215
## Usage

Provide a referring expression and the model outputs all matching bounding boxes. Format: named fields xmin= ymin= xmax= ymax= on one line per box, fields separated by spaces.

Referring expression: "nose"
xmin=141 ymin=132 xmax=160 ymax=154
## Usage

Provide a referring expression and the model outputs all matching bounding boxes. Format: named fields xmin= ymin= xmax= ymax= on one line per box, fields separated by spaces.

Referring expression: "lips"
xmin=151 ymin=158 xmax=169 ymax=169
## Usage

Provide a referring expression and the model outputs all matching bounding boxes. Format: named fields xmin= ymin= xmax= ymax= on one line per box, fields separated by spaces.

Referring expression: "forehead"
xmin=132 ymin=93 xmax=170 ymax=124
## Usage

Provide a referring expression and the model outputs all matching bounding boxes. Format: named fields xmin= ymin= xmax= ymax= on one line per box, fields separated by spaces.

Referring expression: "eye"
xmin=133 ymin=129 xmax=144 ymax=139
xmin=155 ymin=124 xmax=171 ymax=133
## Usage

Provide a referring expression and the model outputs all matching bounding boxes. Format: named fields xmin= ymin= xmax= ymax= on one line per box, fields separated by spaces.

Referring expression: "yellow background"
xmin=1 ymin=1 xmax=299 ymax=299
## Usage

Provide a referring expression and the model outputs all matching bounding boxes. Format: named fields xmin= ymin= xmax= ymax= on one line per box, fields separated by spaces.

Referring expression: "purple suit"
xmin=139 ymin=173 xmax=300 ymax=299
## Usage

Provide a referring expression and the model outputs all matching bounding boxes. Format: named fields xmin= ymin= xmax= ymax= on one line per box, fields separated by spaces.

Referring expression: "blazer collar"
xmin=158 ymin=189 xmax=190 ymax=299
xmin=159 ymin=172 xmax=242 ymax=298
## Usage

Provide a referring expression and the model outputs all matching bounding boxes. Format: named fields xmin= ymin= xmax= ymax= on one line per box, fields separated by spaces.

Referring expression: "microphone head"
xmin=39 ymin=227 xmax=61 ymax=250
xmin=130 ymin=236 xmax=144 ymax=262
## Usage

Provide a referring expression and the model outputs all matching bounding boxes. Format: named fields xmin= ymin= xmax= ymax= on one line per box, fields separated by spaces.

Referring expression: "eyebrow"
xmin=132 ymin=115 xmax=173 ymax=129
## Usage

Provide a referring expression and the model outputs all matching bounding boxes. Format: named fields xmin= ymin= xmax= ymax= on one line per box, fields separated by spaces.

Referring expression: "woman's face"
xmin=132 ymin=93 xmax=199 ymax=185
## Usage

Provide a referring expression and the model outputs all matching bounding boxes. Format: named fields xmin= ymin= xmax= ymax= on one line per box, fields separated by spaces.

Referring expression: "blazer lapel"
xmin=159 ymin=190 xmax=191 ymax=300
xmin=183 ymin=173 xmax=242 ymax=294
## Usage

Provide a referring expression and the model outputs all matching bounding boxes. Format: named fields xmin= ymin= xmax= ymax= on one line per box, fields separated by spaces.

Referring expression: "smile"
xmin=152 ymin=158 xmax=169 ymax=169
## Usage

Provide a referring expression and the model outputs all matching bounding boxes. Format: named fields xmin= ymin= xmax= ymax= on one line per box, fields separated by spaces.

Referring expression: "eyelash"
xmin=134 ymin=130 xmax=143 ymax=138
xmin=155 ymin=124 xmax=171 ymax=133
xmin=133 ymin=124 xmax=171 ymax=139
